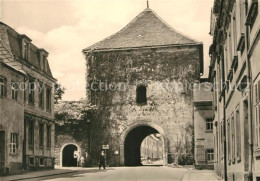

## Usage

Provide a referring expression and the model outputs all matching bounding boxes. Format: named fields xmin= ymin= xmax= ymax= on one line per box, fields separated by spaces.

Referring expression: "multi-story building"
xmin=0 ymin=22 xmax=56 ymax=175
xmin=209 ymin=0 xmax=259 ymax=180
xmin=140 ymin=134 xmax=163 ymax=163
xmin=193 ymin=80 xmax=214 ymax=170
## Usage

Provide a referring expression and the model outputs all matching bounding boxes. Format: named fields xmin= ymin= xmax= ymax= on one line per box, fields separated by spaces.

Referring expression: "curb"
xmin=2 ymin=170 xmax=77 ymax=181
xmin=181 ymin=168 xmax=192 ymax=181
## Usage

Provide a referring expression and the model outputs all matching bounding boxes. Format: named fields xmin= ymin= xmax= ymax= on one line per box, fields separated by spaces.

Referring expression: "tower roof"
xmin=84 ymin=8 xmax=201 ymax=52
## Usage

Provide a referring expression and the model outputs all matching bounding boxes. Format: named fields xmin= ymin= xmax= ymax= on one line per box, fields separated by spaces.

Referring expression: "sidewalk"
xmin=182 ymin=169 xmax=224 ymax=181
xmin=0 ymin=168 xmax=77 ymax=181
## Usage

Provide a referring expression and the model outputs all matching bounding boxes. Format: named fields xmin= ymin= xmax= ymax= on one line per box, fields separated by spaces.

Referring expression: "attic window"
xmin=43 ymin=55 xmax=46 ymax=72
xmin=136 ymin=85 xmax=147 ymax=105
xmin=23 ymin=42 xmax=29 ymax=61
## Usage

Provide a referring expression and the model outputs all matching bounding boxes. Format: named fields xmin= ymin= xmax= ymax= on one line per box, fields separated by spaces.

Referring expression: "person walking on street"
xmin=99 ymin=150 xmax=106 ymax=169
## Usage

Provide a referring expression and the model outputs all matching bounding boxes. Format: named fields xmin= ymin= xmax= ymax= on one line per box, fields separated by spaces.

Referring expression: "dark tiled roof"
xmin=0 ymin=22 xmax=54 ymax=78
xmin=84 ymin=8 xmax=200 ymax=51
xmin=0 ymin=40 xmax=26 ymax=76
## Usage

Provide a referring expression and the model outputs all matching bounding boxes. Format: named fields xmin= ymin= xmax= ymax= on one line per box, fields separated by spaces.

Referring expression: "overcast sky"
xmin=1 ymin=0 xmax=214 ymax=101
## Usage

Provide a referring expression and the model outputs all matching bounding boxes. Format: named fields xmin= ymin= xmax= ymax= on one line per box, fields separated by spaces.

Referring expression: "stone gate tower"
xmin=83 ymin=7 xmax=203 ymax=166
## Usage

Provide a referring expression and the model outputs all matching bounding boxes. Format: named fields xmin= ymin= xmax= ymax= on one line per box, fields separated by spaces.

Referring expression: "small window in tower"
xmin=136 ymin=85 xmax=147 ymax=105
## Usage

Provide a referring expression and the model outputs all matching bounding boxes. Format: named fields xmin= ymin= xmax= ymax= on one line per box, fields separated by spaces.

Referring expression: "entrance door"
xmin=0 ymin=131 xmax=5 ymax=174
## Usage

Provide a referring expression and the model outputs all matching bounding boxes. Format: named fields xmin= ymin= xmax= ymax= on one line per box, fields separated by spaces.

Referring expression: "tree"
xmin=54 ymin=83 xmax=65 ymax=104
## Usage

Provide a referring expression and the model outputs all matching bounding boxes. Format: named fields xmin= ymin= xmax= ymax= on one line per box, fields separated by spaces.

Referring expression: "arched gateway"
xmin=60 ymin=143 xmax=80 ymax=167
xmin=83 ymin=7 xmax=203 ymax=166
xmin=119 ymin=122 xmax=167 ymax=166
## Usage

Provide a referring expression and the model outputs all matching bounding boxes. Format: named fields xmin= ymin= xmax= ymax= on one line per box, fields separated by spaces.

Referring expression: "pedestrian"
xmin=99 ymin=150 xmax=106 ymax=169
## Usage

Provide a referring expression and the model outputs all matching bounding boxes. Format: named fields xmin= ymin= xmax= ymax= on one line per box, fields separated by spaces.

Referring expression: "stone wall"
xmin=85 ymin=45 xmax=202 ymax=165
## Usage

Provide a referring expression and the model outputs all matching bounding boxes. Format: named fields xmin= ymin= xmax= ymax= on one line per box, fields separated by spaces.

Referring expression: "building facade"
xmin=209 ymin=0 xmax=260 ymax=180
xmin=83 ymin=7 xmax=204 ymax=166
xmin=140 ymin=134 xmax=163 ymax=164
xmin=193 ymin=80 xmax=214 ymax=170
xmin=0 ymin=22 xmax=56 ymax=175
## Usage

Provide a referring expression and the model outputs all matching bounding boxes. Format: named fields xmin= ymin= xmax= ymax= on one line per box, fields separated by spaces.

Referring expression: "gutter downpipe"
xmin=246 ymin=23 xmax=254 ymax=181
xmin=221 ymin=55 xmax=228 ymax=181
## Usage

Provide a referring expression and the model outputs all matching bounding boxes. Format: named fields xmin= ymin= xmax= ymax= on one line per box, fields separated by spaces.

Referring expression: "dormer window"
xmin=20 ymin=34 xmax=31 ymax=61
xmin=42 ymin=55 xmax=46 ymax=72
xmin=38 ymin=49 xmax=49 ymax=72
xmin=23 ymin=42 xmax=29 ymax=60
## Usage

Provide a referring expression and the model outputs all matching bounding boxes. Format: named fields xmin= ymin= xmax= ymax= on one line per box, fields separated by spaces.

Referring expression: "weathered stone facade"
xmin=0 ymin=22 xmax=56 ymax=174
xmin=83 ymin=8 xmax=204 ymax=166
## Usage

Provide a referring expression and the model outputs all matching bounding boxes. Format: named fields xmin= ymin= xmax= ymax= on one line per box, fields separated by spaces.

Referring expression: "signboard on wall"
xmin=102 ymin=145 xmax=109 ymax=149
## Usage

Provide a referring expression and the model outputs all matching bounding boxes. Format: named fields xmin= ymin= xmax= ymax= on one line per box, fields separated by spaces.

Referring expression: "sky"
xmin=1 ymin=0 xmax=214 ymax=101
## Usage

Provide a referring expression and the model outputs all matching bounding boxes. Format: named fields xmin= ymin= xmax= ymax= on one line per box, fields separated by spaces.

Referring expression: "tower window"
xmin=136 ymin=85 xmax=147 ymax=105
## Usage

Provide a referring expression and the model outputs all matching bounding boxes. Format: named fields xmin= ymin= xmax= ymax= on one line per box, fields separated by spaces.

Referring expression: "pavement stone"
xmin=0 ymin=169 xmax=77 ymax=181
xmin=182 ymin=169 xmax=224 ymax=181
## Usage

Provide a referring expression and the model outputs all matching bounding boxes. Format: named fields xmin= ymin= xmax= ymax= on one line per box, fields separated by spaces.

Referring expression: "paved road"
xmin=35 ymin=166 xmax=188 ymax=181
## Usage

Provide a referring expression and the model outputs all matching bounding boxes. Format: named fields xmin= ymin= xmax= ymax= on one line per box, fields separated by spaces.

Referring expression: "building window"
xmin=246 ymin=0 xmax=258 ymax=29
xmin=39 ymin=82 xmax=44 ymax=108
xmin=255 ymin=80 xmax=260 ymax=147
xmin=10 ymin=133 xmax=18 ymax=154
xmin=23 ymin=42 xmax=29 ymax=60
xmin=206 ymin=118 xmax=213 ymax=131
xmin=28 ymin=78 xmax=35 ymax=104
xmin=11 ymin=81 xmax=18 ymax=100
xmin=47 ymin=125 xmax=51 ymax=148
xmin=28 ymin=120 xmax=34 ymax=148
xmin=236 ymin=107 xmax=241 ymax=160
xmin=227 ymin=120 xmax=231 ymax=162
xmin=29 ymin=157 xmax=34 ymax=166
xmin=232 ymin=8 xmax=237 ymax=55
xmin=39 ymin=123 xmax=44 ymax=148
xmin=0 ymin=76 xmax=7 ymax=97
xmin=42 ymin=55 xmax=46 ymax=72
xmin=39 ymin=157 xmax=44 ymax=166
xmin=46 ymin=87 xmax=52 ymax=111
xmin=231 ymin=115 xmax=235 ymax=162
xmin=136 ymin=85 xmax=147 ymax=105
xmin=206 ymin=149 xmax=214 ymax=161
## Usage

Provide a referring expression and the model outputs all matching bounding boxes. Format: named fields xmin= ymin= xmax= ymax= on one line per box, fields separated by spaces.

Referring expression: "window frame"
xmin=28 ymin=77 xmax=35 ymax=105
xmin=46 ymin=124 xmax=51 ymax=149
xmin=28 ymin=120 xmax=34 ymax=148
xmin=46 ymin=86 xmax=52 ymax=112
xmin=11 ymin=81 xmax=18 ymax=101
xmin=206 ymin=149 xmax=214 ymax=162
xmin=0 ymin=76 xmax=7 ymax=97
xmin=10 ymin=133 xmax=18 ymax=154
xmin=38 ymin=82 xmax=44 ymax=108
xmin=206 ymin=118 xmax=214 ymax=131
xmin=39 ymin=123 xmax=44 ymax=149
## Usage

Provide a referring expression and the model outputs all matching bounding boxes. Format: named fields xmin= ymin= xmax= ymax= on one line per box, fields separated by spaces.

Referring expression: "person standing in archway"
xmin=99 ymin=150 xmax=106 ymax=169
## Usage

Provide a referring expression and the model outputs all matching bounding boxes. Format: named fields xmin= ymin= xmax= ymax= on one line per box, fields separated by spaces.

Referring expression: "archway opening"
xmin=124 ymin=125 xmax=164 ymax=166
xmin=140 ymin=133 xmax=164 ymax=165
xmin=62 ymin=144 xmax=77 ymax=167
